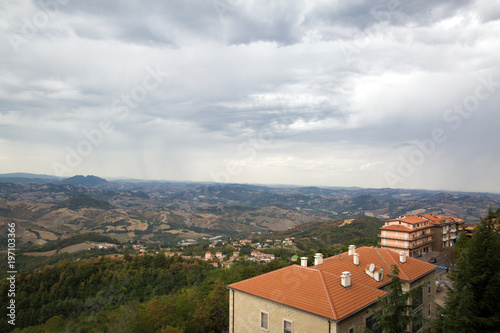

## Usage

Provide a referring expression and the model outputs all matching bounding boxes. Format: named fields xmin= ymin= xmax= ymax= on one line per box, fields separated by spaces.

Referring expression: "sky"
xmin=1 ymin=0 xmax=500 ymax=193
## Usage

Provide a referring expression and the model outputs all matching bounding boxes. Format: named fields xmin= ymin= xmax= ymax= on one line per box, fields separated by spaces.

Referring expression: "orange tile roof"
xmin=227 ymin=247 xmax=435 ymax=322
xmin=421 ymin=213 xmax=464 ymax=225
xmin=387 ymin=215 xmax=428 ymax=224
xmin=380 ymin=224 xmax=413 ymax=232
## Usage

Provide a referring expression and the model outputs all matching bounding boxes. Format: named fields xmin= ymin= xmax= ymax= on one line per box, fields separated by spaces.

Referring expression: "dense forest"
xmin=434 ymin=207 xmax=500 ymax=332
xmin=0 ymin=253 xmax=289 ymax=332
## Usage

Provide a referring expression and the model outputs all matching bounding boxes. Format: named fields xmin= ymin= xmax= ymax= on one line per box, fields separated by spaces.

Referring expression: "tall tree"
xmin=370 ymin=264 xmax=418 ymax=333
xmin=435 ymin=208 xmax=500 ymax=332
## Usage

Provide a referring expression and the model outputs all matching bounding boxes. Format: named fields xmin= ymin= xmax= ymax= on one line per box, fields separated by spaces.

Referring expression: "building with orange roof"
xmin=421 ymin=214 xmax=464 ymax=250
xmin=227 ymin=246 xmax=436 ymax=333
xmin=379 ymin=215 xmax=434 ymax=258
xmin=379 ymin=214 xmax=465 ymax=257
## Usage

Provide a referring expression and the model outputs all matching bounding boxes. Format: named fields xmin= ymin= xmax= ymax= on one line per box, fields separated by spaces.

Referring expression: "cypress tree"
xmin=371 ymin=265 xmax=418 ymax=333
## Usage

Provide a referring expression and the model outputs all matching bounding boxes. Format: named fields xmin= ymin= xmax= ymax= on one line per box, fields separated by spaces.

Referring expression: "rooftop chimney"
xmin=399 ymin=251 xmax=406 ymax=263
xmin=353 ymin=253 xmax=359 ymax=265
xmin=341 ymin=271 xmax=351 ymax=287
xmin=314 ymin=253 xmax=324 ymax=266
xmin=348 ymin=245 xmax=356 ymax=256
xmin=300 ymin=257 xmax=308 ymax=267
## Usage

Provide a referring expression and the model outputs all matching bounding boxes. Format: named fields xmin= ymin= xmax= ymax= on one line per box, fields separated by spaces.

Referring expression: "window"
xmin=284 ymin=320 xmax=292 ymax=333
xmin=349 ymin=328 xmax=355 ymax=333
xmin=366 ymin=314 xmax=382 ymax=333
xmin=428 ymin=282 xmax=431 ymax=294
xmin=260 ymin=311 xmax=269 ymax=330
xmin=412 ymin=287 xmax=423 ymax=309
xmin=412 ymin=309 xmax=423 ymax=332
xmin=428 ymin=304 xmax=432 ymax=318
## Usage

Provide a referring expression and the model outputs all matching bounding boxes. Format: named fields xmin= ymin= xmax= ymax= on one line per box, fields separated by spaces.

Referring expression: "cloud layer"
xmin=1 ymin=0 xmax=499 ymax=192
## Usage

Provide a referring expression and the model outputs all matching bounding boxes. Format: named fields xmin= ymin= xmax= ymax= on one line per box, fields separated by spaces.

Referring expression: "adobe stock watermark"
xmin=7 ymin=0 xmax=72 ymax=54
xmin=51 ymin=65 xmax=168 ymax=177
xmin=6 ymin=222 xmax=17 ymax=326
xmin=385 ymin=74 xmax=498 ymax=187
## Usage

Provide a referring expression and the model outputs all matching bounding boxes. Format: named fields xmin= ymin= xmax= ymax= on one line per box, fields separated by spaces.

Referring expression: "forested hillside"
xmin=0 ymin=254 xmax=289 ymax=332
xmin=277 ymin=216 xmax=384 ymax=249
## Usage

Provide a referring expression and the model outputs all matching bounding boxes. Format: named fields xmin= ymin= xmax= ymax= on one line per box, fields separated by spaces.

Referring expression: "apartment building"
xmin=227 ymin=246 xmax=436 ymax=333
xmin=421 ymin=214 xmax=464 ymax=250
xmin=379 ymin=214 xmax=465 ymax=257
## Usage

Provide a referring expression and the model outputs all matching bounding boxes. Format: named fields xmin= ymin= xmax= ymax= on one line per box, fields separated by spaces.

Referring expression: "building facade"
xmin=379 ymin=216 xmax=434 ymax=258
xmin=227 ymin=246 xmax=436 ymax=333
xmin=421 ymin=214 xmax=464 ymax=250
xmin=379 ymin=214 xmax=465 ymax=257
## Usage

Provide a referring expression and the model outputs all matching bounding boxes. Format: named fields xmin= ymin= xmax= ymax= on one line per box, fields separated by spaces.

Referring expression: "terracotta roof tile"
xmin=227 ymin=247 xmax=435 ymax=321
xmin=380 ymin=224 xmax=413 ymax=232
xmin=387 ymin=215 xmax=428 ymax=224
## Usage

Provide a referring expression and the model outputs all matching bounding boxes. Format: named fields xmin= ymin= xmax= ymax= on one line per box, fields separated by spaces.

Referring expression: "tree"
xmin=370 ymin=265 xmax=418 ymax=333
xmin=435 ymin=208 xmax=500 ymax=332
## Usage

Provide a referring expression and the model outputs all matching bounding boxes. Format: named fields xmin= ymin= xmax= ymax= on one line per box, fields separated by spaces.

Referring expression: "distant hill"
xmin=62 ymin=175 xmax=108 ymax=187
xmin=58 ymin=194 xmax=113 ymax=210
xmin=0 ymin=176 xmax=499 ymax=248
xmin=0 ymin=173 xmax=62 ymax=185
xmin=277 ymin=216 xmax=385 ymax=247
xmin=0 ymin=172 xmax=60 ymax=179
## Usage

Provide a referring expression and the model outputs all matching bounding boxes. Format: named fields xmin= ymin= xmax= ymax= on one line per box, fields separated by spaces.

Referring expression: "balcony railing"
xmin=379 ymin=232 xmax=434 ymax=241
xmin=379 ymin=238 xmax=433 ymax=250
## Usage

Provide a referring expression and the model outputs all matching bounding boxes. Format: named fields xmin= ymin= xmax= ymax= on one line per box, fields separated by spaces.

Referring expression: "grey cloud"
xmin=0 ymin=0 xmax=498 ymax=192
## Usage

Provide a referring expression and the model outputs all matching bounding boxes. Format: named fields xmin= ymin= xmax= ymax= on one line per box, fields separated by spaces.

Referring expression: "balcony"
xmin=379 ymin=232 xmax=433 ymax=241
xmin=379 ymin=238 xmax=433 ymax=250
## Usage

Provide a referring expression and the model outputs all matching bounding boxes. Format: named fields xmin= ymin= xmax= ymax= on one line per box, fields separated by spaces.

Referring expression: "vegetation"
xmin=58 ymin=194 xmax=113 ymax=210
xmin=434 ymin=207 xmax=500 ymax=332
xmin=23 ymin=232 xmax=120 ymax=253
xmin=368 ymin=265 xmax=420 ymax=333
xmin=279 ymin=216 xmax=383 ymax=249
xmin=0 ymin=254 xmax=290 ymax=332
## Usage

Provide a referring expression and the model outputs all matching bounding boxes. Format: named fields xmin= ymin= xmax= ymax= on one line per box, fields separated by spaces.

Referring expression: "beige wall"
xmin=229 ymin=290 xmax=384 ymax=333
xmin=230 ymin=289 xmax=333 ymax=333
xmin=409 ymin=270 xmax=437 ymax=330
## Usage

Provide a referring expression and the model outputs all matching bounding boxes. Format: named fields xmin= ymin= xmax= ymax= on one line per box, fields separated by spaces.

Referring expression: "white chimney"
xmin=348 ymin=245 xmax=356 ymax=255
xmin=341 ymin=271 xmax=351 ymax=287
xmin=400 ymin=251 xmax=406 ymax=263
xmin=353 ymin=253 xmax=359 ymax=265
xmin=314 ymin=253 xmax=323 ymax=265
xmin=301 ymin=257 xmax=308 ymax=267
